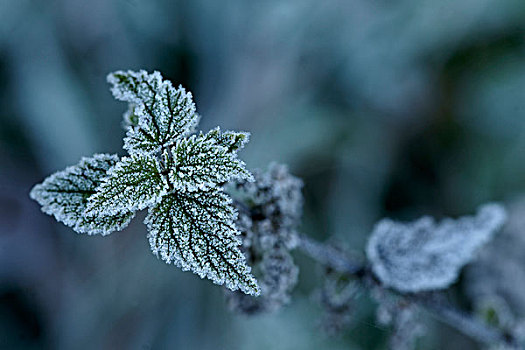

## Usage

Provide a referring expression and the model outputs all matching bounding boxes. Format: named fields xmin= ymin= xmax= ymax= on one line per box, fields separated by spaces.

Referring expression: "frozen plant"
xmin=298 ymin=203 xmax=515 ymax=348
xmin=235 ymin=163 xmax=303 ymax=251
xmin=366 ymin=203 xmax=507 ymax=293
xmin=226 ymin=247 xmax=299 ymax=314
xmin=466 ymin=198 xmax=525 ymax=314
xmin=30 ymin=70 xmax=259 ymax=295
xmin=29 ymin=69 xmax=520 ymax=349
xmin=226 ymin=164 xmax=302 ymax=314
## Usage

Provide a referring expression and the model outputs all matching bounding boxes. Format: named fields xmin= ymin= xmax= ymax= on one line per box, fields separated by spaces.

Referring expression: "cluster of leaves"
xmin=226 ymin=163 xmax=303 ymax=314
xmin=366 ymin=203 xmax=507 ymax=293
xmin=30 ymin=70 xmax=259 ymax=295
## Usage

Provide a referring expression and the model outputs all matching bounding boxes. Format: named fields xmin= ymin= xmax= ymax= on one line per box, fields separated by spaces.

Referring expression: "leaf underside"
xmin=366 ymin=203 xmax=507 ymax=293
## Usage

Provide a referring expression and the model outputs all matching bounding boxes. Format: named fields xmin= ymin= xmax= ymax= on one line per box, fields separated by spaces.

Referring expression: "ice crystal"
xmin=366 ymin=203 xmax=507 ymax=293
xmin=388 ymin=306 xmax=424 ymax=350
xmin=30 ymin=70 xmax=259 ymax=295
xmin=29 ymin=154 xmax=135 ymax=235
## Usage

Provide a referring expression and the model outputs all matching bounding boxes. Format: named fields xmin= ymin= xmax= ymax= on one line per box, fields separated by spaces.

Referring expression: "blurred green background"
xmin=1 ymin=0 xmax=525 ymax=349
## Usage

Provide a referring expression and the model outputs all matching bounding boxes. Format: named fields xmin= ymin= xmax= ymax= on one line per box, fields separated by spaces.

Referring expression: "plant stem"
xmin=296 ymin=233 xmax=364 ymax=276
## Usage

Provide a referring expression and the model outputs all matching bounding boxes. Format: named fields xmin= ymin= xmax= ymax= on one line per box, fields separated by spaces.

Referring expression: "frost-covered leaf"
xmin=30 ymin=69 xmax=259 ymax=296
xmin=366 ymin=203 xmax=507 ymax=293
xmin=86 ymin=154 xmax=166 ymax=216
xmin=108 ymin=70 xmax=200 ymax=155
xmin=204 ymin=127 xmax=250 ymax=153
xmin=166 ymin=132 xmax=253 ymax=192
xmin=145 ymin=189 xmax=259 ymax=295
xmin=29 ymin=154 xmax=135 ymax=235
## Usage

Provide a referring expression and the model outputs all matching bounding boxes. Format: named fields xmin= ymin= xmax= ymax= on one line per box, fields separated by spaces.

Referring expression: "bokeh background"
xmin=2 ymin=0 xmax=525 ymax=349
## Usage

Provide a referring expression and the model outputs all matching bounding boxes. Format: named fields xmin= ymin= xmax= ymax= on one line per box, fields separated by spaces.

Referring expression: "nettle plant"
xmin=30 ymin=70 xmax=258 ymax=295
xmin=30 ymin=70 xmax=524 ymax=349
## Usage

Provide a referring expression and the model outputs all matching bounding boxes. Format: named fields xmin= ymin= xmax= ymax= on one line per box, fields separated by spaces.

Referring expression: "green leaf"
xmin=145 ymin=189 xmax=260 ymax=295
xmin=86 ymin=154 xmax=167 ymax=216
xmin=107 ymin=70 xmax=200 ymax=155
xmin=167 ymin=132 xmax=253 ymax=192
xmin=29 ymin=154 xmax=135 ymax=235
xmin=204 ymin=127 xmax=250 ymax=153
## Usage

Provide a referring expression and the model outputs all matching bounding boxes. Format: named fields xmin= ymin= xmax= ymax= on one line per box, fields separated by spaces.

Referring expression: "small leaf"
xmin=145 ymin=189 xmax=260 ymax=295
xmin=86 ymin=154 xmax=167 ymax=216
xmin=29 ymin=154 xmax=135 ymax=235
xmin=366 ymin=203 xmax=507 ymax=293
xmin=204 ymin=127 xmax=250 ymax=153
xmin=107 ymin=70 xmax=200 ymax=155
xmin=167 ymin=132 xmax=253 ymax=192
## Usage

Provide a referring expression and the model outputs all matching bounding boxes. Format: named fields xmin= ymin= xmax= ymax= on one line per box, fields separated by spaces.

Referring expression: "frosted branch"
xmin=295 ymin=234 xmax=518 ymax=348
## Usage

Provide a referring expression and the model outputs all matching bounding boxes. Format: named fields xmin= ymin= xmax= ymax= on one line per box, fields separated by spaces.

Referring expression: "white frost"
xmin=366 ymin=203 xmax=507 ymax=292
xmin=146 ymin=189 xmax=260 ymax=296
xmin=86 ymin=154 xmax=166 ymax=216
